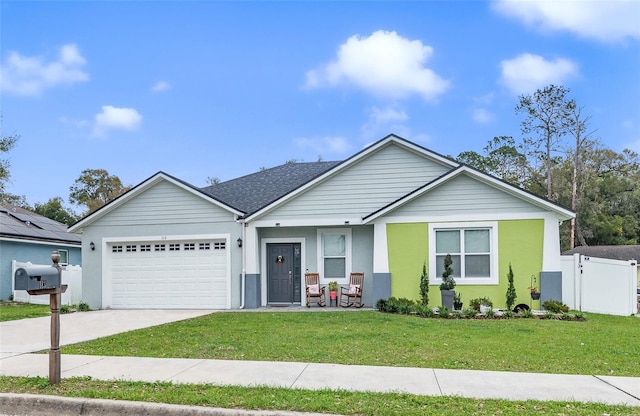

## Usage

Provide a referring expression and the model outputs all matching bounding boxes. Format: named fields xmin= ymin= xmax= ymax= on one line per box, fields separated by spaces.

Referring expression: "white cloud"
xmin=151 ymin=80 xmax=171 ymax=92
xmin=294 ymin=136 xmax=351 ymax=155
xmin=0 ymin=44 xmax=89 ymax=96
xmin=305 ymin=30 xmax=450 ymax=101
xmin=492 ymin=0 xmax=640 ymax=42
xmin=92 ymin=105 xmax=142 ymax=137
xmin=500 ymin=53 xmax=578 ymax=95
xmin=473 ymin=108 xmax=494 ymax=124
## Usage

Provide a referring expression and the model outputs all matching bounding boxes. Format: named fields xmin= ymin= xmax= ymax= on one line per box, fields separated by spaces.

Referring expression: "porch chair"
xmin=305 ymin=273 xmax=326 ymax=307
xmin=339 ymin=272 xmax=364 ymax=308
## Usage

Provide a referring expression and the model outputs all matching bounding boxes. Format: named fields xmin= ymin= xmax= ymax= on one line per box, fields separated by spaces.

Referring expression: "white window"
xmin=213 ymin=242 xmax=226 ymax=250
xmin=318 ymin=229 xmax=352 ymax=282
xmin=155 ymin=244 xmax=166 ymax=252
xmin=184 ymin=243 xmax=195 ymax=251
xmin=429 ymin=222 xmax=498 ymax=285
xmin=140 ymin=244 xmax=151 ymax=252
xmin=126 ymin=245 xmax=137 ymax=253
xmin=112 ymin=245 xmax=123 ymax=253
xmin=169 ymin=243 xmax=180 ymax=251
xmin=199 ymin=242 xmax=210 ymax=250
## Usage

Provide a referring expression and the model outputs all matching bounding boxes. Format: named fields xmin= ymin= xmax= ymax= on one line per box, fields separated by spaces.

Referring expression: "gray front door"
xmin=267 ymin=243 xmax=301 ymax=304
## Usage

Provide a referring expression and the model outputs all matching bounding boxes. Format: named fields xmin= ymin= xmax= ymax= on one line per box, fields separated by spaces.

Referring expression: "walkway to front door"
xmin=266 ymin=243 xmax=301 ymax=304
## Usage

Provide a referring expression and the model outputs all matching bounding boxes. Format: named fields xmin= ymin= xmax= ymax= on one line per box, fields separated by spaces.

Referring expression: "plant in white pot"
xmin=439 ymin=254 xmax=456 ymax=310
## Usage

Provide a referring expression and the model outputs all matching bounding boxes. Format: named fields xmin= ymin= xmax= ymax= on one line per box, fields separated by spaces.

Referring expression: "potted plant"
xmin=469 ymin=297 xmax=493 ymax=313
xmin=529 ymin=286 xmax=541 ymax=300
xmin=439 ymin=254 xmax=456 ymax=310
xmin=453 ymin=292 xmax=463 ymax=310
xmin=328 ymin=281 xmax=339 ymax=301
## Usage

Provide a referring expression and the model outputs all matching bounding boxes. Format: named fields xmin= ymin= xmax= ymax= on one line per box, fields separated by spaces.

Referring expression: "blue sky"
xmin=1 ymin=1 xmax=639 ymax=210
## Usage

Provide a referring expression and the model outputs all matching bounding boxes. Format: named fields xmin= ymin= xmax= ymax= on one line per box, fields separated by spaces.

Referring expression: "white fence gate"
xmin=11 ymin=260 xmax=83 ymax=306
xmin=561 ymin=254 xmax=638 ymax=316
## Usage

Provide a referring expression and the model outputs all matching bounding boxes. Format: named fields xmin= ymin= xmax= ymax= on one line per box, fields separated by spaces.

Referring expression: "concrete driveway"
xmin=0 ymin=309 xmax=215 ymax=359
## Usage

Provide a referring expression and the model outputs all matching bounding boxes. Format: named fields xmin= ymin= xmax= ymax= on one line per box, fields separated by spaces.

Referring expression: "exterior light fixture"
xmin=237 ymin=237 xmax=243 ymax=248
xmin=90 ymin=242 xmax=95 ymax=251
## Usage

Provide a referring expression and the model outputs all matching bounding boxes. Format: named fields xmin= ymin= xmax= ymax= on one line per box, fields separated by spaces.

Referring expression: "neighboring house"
xmin=69 ymin=134 xmax=574 ymax=310
xmin=0 ymin=205 xmax=82 ymax=300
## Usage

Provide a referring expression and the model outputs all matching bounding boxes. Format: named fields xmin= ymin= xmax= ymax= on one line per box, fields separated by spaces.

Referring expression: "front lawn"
xmin=1 ymin=376 xmax=636 ymax=416
xmin=62 ymin=310 xmax=640 ymax=377
xmin=0 ymin=301 xmax=49 ymax=321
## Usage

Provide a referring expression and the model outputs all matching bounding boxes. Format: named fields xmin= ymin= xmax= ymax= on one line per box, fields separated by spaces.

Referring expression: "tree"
xmin=458 ymin=136 xmax=529 ymax=187
xmin=0 ymin=131 xmax=19 ymax=200
xmin=516 ymin=85 xmax=575 ymax=200
xmin=33 ymin=197 xmax=80 ymax=226
xmin=419 ymin=261 xmax=429 ymax=306
xmin=566 ymin=105 xmax=597 ymax=248
xmin=505 ymin=263 xmax=517 ymax=310
xmin=206 ymin=176 xmax=220 ymax=185
xmin=69 ymin=169 xmax=131 ymax=214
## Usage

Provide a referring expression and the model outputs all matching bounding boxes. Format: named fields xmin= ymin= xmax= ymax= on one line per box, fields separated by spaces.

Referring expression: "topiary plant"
xmin=419 ymin=261 xmax=429 ymax=306
xmin=505 ymin=263 xmax=517 ymax=310
xmin=439 ymin=254 xmax=456 ymax=290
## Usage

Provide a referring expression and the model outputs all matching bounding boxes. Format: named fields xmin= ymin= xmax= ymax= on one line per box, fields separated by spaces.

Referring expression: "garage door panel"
xmin=109 ymin=239 xmax=228 ymax=309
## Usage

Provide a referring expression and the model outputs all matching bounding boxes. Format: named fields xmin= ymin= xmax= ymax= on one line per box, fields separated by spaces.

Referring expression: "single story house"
xmin=1 ymin=205 xmax=82 ymax=300
xmin=69 ymin=134 xmax=574 ymax=310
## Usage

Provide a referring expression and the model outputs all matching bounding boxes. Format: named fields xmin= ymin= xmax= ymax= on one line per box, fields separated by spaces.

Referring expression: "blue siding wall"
xmin=0 ymin=240 xmax=82 ymax=300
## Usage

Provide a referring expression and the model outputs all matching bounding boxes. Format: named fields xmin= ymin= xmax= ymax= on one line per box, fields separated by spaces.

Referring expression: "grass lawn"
xmin=3 ymin=309 xmax=639 ymax=415
xmin=1 ymin=376 xmax=638 ymax=416
xmin=61 ymin=310 xmax=640 ymax=377
xmin=0 ymin=301 xmax=49 ymax=321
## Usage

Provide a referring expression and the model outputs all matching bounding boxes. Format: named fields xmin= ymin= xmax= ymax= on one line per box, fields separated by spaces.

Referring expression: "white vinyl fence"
xmin=11 ymin=260 xmax=83 ymax=306
xmin=561 ymin=254 xmax=638 ymax=316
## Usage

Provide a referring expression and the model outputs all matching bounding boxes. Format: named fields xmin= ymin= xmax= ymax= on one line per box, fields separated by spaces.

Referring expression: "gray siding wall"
xmin=92 ymin=181 xmax=233 ymax=227
xmin=80 ymin=181 xmax=242 ymax=309
xmin=391 ymin=174 xmax=546 ymax=217
xmin=262 ymin=144 xmax=452 ymax=221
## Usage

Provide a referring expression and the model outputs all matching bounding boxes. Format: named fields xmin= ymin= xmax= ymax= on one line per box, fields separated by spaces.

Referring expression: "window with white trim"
xmin=318 ymin=229 xmax=351 ymax=281
xmin=429 ymin=222 xmax=498 ymax=285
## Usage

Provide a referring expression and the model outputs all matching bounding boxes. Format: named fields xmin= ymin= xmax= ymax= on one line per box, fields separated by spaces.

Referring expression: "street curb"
xmin=0 ymin=393 xmax=342 ymax=416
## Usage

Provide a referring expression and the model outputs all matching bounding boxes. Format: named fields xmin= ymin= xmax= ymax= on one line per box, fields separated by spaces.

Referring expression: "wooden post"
xmin=49 ymin=289 xmax=61 ymax=385
xmin=27 ymin=251 xmax=67 ymax=385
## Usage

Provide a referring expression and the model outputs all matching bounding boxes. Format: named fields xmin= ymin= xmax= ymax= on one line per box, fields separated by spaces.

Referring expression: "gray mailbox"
xmin=15 ymin=266 xmax=60 ymax=291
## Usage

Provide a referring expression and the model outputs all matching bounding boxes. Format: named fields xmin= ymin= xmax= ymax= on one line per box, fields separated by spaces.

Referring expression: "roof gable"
xmin=244 ymin=134 xmax=459 ymax=221
xmin=69 ymin=172 xmax=243 ymax=233
xmin=364 ymin=165 xmax=575 ymax=222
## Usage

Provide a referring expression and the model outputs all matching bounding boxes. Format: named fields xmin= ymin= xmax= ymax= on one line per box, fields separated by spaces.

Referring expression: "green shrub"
xmin=542 ymin=300 xmax=569 ymax=313
xmin=60 ymin=305 xmax=70 ymax=314
xmin=438 ymin=306 xmax=450 ymax=318
xmin=462 ymin=308 xmax=478 ymax=318
xmin=543 ymin=311 xmax=556 ymax=320
xmin=503 ymin=310 xmax=515 ymax=319
xmin=375 ymin=298 xmax=387 ymax=312
xmin=78 ymin=301 xmax=91 ymax=312
xmin=419 ymin=261 xmax=429 ymax=306
xmin=414 ymin=304 xmax=434 ymax=318
xmin=485 ymin=308 xmax=496 ymax=318
xmin=439 ymin=254 xmax=456 ymax=290
xmin=505 ymin=263 xmax=517 ymax=310
xmin=469 ymin=297 xmax=493 ymax=311
xmin=521 ymin=309 xmax=535 ymax=319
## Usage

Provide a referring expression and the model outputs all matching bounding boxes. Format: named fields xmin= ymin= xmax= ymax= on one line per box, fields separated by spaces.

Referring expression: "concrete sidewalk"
xmin=1 ymin=353 xmax=639 ymax=406
xmin=1 ymin=309 xmax=639 ymax=410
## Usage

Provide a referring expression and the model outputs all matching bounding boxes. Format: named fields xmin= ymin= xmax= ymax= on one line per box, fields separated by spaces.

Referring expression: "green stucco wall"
xmin=387 ymin=219 xmax=544 ymax=309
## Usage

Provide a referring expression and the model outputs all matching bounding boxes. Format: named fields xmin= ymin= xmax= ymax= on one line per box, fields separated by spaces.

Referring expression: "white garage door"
xmin=109 ymin=239 xmax=228 ymax=309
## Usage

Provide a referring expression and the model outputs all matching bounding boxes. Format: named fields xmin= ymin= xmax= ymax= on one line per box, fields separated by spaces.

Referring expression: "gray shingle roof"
xmin=200 ymin=161 xmax=341 ymax=216
xmin=562 ymin=245 xmax=640 ymax=261
xmin=0 ymin=205 xmax=81 ymax=244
